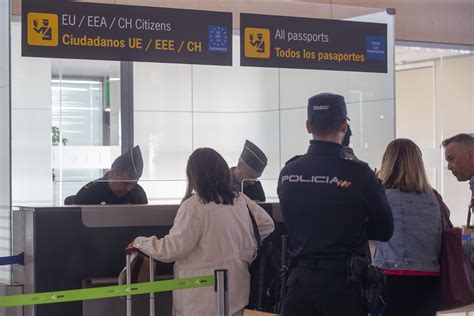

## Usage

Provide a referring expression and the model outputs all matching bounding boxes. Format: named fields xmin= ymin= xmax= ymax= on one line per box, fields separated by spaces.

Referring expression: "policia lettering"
xmin=281 ymin=175 xmax=351 ymax=187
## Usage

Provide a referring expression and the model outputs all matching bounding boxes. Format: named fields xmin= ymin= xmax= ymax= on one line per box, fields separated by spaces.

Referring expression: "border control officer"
xmin=230 ymin=140 xmax=268 ymax=202
xmin=74 ymin=145 xmax=148 ymax=205
xmin=278 ymin=93 xmax=393 ymax=316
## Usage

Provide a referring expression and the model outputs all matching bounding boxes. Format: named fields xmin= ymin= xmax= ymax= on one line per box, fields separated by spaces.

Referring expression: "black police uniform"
xmin=278 ymin=140 xmax=393 ymax=316
xmin=243 ymin=181 xmax=265 ymax=202
xmin=74 ymin=172 xmax=148 ymax=205
xmin=230 ymin=168 xmax=266 ymax=202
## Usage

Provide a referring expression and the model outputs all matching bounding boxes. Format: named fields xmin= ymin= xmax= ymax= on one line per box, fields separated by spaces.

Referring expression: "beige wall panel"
xmin=395 ymin=64 xmax=437 ymax=186
xmin=395 ymin=65 xmax=435 ymax=149
xmin=436 ymin=55 xmax=474 ymax=223
xmin=437 ymin=55 xmax=474 ymax=137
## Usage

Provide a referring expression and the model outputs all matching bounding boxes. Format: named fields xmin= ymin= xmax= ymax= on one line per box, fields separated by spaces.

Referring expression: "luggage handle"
xmin=125 ymin=247 xmax=155 ymax=316
xmin=125 ymin=247 xmax=139 ymax=256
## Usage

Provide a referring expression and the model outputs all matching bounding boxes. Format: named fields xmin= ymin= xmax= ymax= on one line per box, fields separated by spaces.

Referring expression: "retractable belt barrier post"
xmin=215 ymin=269 xmax=229 ymax=316
xmin=125 ymin=247 xmax=156 ymax=316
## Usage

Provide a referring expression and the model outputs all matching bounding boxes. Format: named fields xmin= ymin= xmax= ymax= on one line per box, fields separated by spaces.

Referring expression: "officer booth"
xmin=8 ymin=0 xmax=395 ymax=315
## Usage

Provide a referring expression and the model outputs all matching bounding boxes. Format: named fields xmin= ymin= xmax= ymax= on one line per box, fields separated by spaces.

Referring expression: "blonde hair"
xmin=378 ymin=138 xmax=432 ymax=194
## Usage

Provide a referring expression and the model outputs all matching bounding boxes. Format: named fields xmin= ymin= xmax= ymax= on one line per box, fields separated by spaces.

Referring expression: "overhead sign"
xmin=22 ymin=0 xmax=232 ymax=66
xmin=240 ymin=13 xmax=387 ymax=73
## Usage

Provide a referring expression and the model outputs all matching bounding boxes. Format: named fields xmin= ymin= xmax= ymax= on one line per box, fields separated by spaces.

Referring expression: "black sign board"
xmin=22 ymin=0 xmax=232 ymax=66
xmin=240 ymin=13 xmax=387 ymax=73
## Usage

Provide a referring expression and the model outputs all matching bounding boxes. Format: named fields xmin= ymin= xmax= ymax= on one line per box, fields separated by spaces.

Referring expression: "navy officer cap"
xmin=307 ymin=93 xmax=349 ymax=122
xmin=111 ymin=145 xmax=143 ymax=179
xmin=240 ymin=140 xmax=267 ymax=174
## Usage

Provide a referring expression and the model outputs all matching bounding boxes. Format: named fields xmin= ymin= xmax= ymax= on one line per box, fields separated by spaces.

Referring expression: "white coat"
xmin=133 ymin=193 xmax=275 ymax=316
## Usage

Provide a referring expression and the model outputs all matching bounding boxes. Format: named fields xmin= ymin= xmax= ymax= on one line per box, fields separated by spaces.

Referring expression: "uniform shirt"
xmin=343 ymin=146 xmax=358 ymax=161
xmin=277 ymin=140 xmax=393 ymax=259
xmin=230 ymin=167 xmax=266 ymax=202
xmin=74 ymin=173 xmax=148 ymax=205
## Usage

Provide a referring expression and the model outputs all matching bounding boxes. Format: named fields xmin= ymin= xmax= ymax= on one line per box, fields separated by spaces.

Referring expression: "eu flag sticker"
xmin=208 ymin=25 xmax=229 ymax=52
xmin=366 ymin=36 xmax=385 ymax=60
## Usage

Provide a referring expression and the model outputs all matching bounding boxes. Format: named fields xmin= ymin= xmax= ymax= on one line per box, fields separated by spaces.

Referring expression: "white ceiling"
xmin=395 ymin=45 xmax=473 ymax=65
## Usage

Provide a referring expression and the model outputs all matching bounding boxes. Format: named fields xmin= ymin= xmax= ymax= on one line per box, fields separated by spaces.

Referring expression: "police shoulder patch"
xmin=343 ymin=156 xmax=370 ymax=168
xmin=285 ymin=155 xmax=303 ymax=165
xmin=84 ymin=181 xmax=96 ymax=189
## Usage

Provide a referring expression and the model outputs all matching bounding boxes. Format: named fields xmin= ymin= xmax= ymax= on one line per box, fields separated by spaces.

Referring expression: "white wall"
xmin=11 ymin=22 xmax=52 ymax=206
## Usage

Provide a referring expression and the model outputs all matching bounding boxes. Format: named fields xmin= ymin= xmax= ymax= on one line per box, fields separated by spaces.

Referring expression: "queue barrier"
xmin=0 ymin=270 xmax=229 ymax=316
xmin=0 ymin=253 xmax=23 ymax=266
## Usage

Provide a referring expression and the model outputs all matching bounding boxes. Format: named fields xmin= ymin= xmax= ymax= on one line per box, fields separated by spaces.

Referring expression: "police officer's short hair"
xmin=307 ymin=93 xmax=348 ymax=137
xmin=309 ymin=115 xmax=346 ymax=136
xmin=442 ymin=133 xmax=474 ymax=148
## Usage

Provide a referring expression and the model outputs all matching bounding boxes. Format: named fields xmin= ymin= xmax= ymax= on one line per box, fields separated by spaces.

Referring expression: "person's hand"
xmin=126 ymin=241 xmax=137 ymax=253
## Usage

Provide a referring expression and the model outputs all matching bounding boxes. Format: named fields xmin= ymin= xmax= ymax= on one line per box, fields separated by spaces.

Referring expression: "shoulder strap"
xmin=468 ymin=200 xmax=473 ymax=229
xmin=247 ymin=204 xmax=262 ymax=248
xmin=433 ymin=189 xmax=454 ymax=230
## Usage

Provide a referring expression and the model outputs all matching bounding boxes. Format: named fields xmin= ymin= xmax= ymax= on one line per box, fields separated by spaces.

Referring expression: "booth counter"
xmin=11 ymin=203 xmax=283 ymax=316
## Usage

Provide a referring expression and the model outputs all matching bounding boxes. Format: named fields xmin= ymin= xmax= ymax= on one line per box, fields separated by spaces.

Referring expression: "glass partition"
xmin=0 ymin=0 xmax=11 ymax=283
xmin=50 ymin=60 xmax=121 ymax=205
xmin=395 ymin=45 xmax=474 ymax=226
xmin=11 ymin=1 xmax=395 ymax=206
xmin=132 ymin=2 xmax=395 ymax=203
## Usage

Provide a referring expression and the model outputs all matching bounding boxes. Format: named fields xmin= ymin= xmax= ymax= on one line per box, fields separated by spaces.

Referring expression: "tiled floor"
xmin=438 ymin=304 xmax=474 ymax=315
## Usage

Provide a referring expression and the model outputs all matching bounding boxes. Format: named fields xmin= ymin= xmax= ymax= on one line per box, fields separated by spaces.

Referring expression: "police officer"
xmin=230 ymin=140 xmax=268 ymax=202
xmin=74 ymin=145 xmax=148 ymax=205
xmin=278 ymin=93 xmax=393 ymax=316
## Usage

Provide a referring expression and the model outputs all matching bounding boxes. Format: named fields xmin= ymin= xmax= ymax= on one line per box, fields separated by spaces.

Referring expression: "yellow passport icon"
xmin=27 ymin=12 xmax=59 ymax=47
xmin=244 ymin=27 xmax=270 ymax=58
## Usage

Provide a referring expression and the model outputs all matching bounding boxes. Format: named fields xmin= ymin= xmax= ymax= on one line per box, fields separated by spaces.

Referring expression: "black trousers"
xmin=282 ymin=266 xmax=366 ymax=316
xmin=381 ymin=275 xmax=440 ymax=316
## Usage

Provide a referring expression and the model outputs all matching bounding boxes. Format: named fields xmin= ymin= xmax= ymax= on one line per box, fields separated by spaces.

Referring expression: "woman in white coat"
xmin=131 ymin=147 xmax=275 ymax=316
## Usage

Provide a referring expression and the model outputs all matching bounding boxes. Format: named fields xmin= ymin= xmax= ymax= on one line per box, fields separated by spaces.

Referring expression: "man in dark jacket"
xmin=73 ymin=145 xmax=148 ymax=205
xmin=278 ymin=93 xmax=393 ymax=316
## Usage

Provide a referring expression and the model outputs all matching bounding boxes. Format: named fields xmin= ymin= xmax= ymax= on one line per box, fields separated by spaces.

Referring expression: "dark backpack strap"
xmin=433 ymin=189 xmax=454 ymax=230
xmin=247 ymin=203 xmax=265 ymax=310
xmin=247 ymin=204 xmax=262 ymax=248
